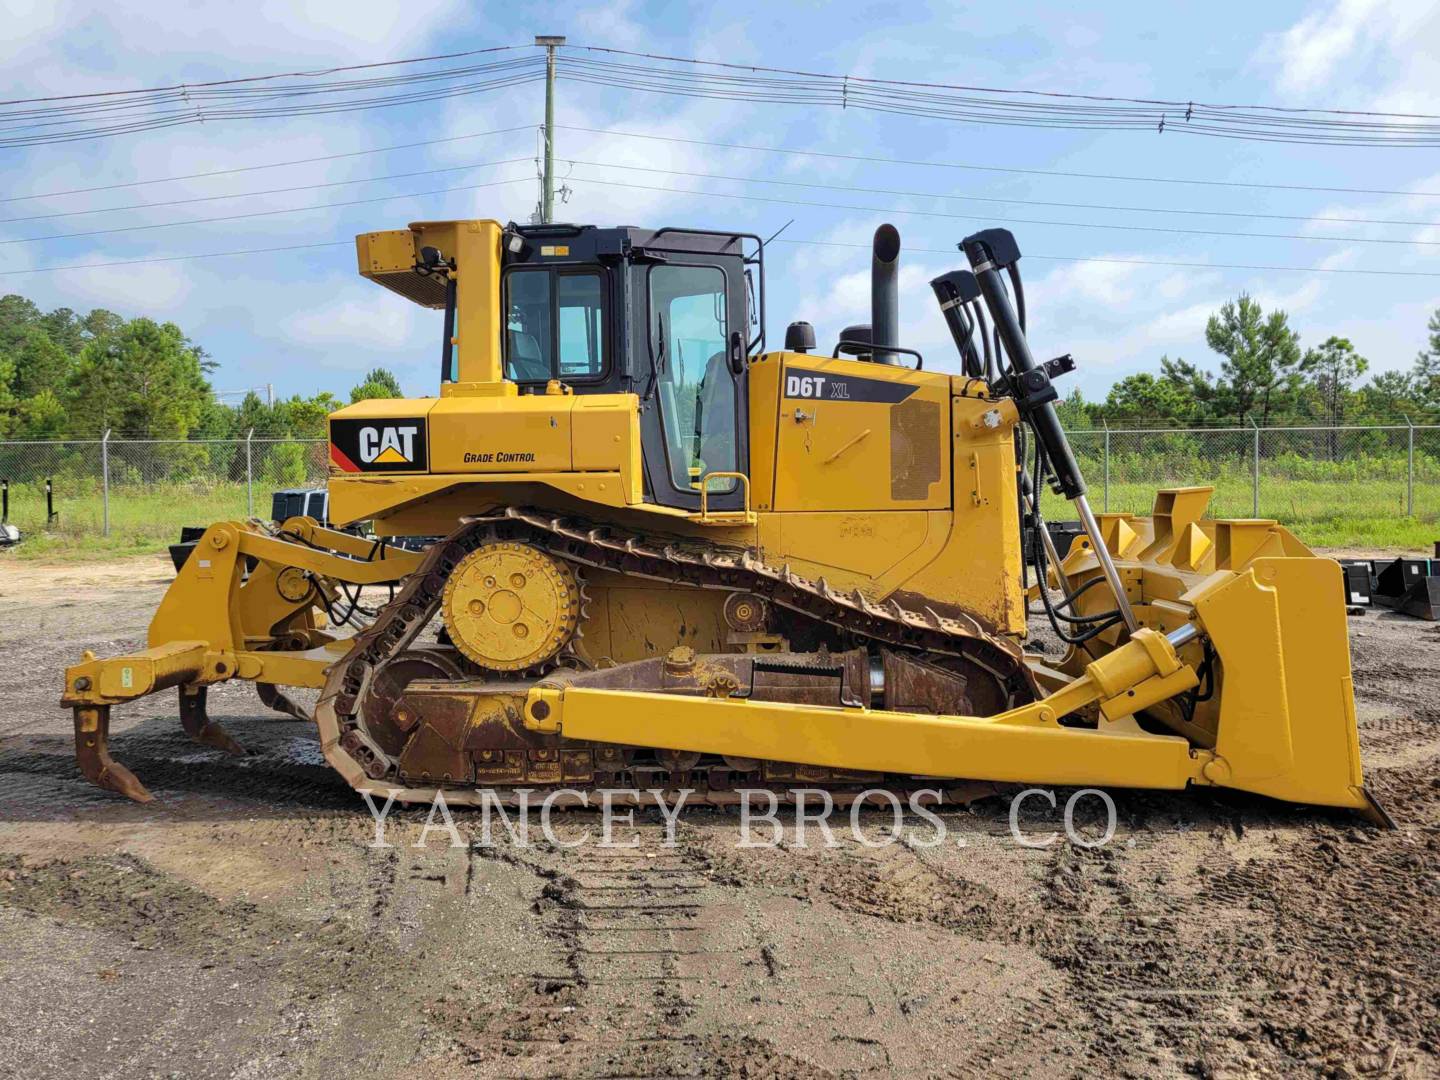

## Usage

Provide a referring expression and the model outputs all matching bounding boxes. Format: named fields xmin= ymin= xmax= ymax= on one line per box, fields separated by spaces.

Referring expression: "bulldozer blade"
xmin=73 ymin=705 xmax=154 ymax=803
xmin=1359 ymin=788 xmax=1397 ymax=830
xmin=179 ymin=687 xmax=245 ymax=756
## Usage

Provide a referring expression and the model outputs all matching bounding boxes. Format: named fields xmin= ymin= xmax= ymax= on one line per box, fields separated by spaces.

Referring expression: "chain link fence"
xmin=1055 ymin=424 xmax=1440 ymax=536
xmin=0 ymin=425 xmax=1436 ymax=549
xmin=0 ymin=434 xmax=328 ymax=544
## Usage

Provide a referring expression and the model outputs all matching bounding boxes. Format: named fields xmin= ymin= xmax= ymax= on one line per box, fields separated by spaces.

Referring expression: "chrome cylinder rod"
xmin=1165 ymin=621 xmax=1200 ymax=650
xmin=1074 ymin=493 xmax=1139 ymax=633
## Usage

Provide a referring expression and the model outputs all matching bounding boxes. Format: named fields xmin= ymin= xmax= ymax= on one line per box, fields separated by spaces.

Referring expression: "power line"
xmin=0 ymin=156 xmax=535 ymax=228
xmin=560 ymin=157 xmax=1440 ymax=234
xmin=771 ymin=238 xmax=1440 ymax=278
xmin=561 ymin=157 xmax=1440 ymax=228
xmin=557 ymin=125 xmax=1440 ymax=200
xmin=5 ymin=229 xmax=1439 ymax=279
xmin=565 ymin=45 xmax=1440 ymax=122
xmin=564 ymin=171 xmax=1440 ymax=248
xmin=0 ymin=241 xmax=352 ymax=276
xmin=15 ymin=40 xmax=1430 ymax=121
xmin=0 ymin=124 xmax=532 ymax=204
xmin=0 ymin=57 xmax=547 ymax=149
xmin=553 ymin=53 xmax=1440 ymax=147
xmin=13 ymin=147 xmax=1436 ymax=234
xmin=7 ymin=43 xmax=1440 ymax=152
xmin=7 ymin=150 xmax=1429 ymax=258
xmin=0 ymin=45 xmax=532 ymax=106
xmin=0 ymin=174 xmax=531 ymax=246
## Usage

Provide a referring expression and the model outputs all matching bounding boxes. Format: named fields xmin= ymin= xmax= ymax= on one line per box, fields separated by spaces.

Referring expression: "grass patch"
xmin=2 ymin=483 xmax=251 ymax=562
xmin=2 ymin=471 xmax=1436 ymax=562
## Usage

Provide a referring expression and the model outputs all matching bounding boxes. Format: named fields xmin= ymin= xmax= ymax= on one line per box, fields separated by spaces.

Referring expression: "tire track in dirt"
xmin=446 ymin=826 xmax=834 ymax=1078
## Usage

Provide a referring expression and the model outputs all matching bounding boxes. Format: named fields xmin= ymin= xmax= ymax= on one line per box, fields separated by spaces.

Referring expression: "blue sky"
xmin=4 ymin=0 xmax=1438 ymax=406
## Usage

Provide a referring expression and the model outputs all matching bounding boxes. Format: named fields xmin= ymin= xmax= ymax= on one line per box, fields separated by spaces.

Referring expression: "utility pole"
xmin=535 ymin=35 xmax=566 ymax=224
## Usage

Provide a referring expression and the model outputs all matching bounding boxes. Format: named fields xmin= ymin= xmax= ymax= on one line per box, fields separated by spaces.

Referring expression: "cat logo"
xmin=359 ymin=425 xmax=417 ymax=465
xmin=329 ymin=417 xmax=429 ymax=473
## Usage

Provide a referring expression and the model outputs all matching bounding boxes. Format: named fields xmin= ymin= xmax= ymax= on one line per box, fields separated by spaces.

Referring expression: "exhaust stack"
xmin=871 ymin=223 xmax=901 ymax=365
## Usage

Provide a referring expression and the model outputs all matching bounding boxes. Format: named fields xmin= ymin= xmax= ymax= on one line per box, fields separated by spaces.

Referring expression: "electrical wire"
xmin=0 ymin=240 xmax=352 ymax=276
xmin=557 ymin=124 xmax=1440 ymax=199
xmin=556 ymin=155 xmax=1440 ymax=230
xmin=0 ymin=56 xmax=547 ymax=148
xmin=553 ymin=53 xmax=1440 ymax=147
xmin=564 ymin=45 xmax=1440 ymax=123
xmin=7 ymin=43 xmax=1440 ymax=152
xmin=13 ymin=148 xmax=1436 ymax=249
xmin=8 ymin=229 xmax=1440 ymax=280
xmin=563 ymin=171 xmax=1440 ymax=249
xmin=0 ymin=125 xmax=532 ymax=207
xmin=0 ymin=170 xmax=532 ymax=245
xmin=769 ymin=238 xmax=1440 ymax=278
xmin=0 ymin=154 xmax=529 ymax=224
xmin=0 ymin=44 xmax=534 ymax=106
xmin=12 ymin=152 xmax=1434 ymax=250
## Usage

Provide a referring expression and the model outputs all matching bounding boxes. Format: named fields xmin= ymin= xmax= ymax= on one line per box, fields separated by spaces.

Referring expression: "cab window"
xmin=504 ymin=268 xmax=606 ymax=382
xmin=649 ymin=264 xmax=737 ymax=493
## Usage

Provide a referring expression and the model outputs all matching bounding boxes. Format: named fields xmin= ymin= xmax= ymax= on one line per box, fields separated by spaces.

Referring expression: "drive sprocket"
xmin=441 ymin=541 xmax=582 ymax=672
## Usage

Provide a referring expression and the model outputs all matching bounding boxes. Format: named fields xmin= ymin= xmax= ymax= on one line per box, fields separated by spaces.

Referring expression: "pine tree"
xmin=1412 ymin=308 xmax=1440 ymax=408
xmin=1204 ymin=295 xmax=1303 ymax=425
xmin=349 ymin=367 xmax=404 ymax=402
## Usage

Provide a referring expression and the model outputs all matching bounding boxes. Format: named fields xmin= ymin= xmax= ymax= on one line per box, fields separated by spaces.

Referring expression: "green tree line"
xmin=0 ymin=294 xmax=404 ymax=440
xmin=1056 ymin=296 xmax=1440 ymax=430
xmin=4 ymin=290 xmax=1440 ymax=439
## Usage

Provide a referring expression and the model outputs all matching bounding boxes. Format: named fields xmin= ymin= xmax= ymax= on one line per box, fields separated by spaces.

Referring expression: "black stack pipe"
xmin=871 ymin=224 xmax=901 ymax=365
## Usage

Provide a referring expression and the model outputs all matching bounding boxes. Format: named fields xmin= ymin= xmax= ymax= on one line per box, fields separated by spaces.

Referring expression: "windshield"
xmin=649 ymin=264 xmax=737 ymax=493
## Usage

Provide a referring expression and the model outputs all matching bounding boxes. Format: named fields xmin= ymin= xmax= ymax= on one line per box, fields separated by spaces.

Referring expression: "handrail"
xmin=697 ymin=471 xmax=751 ymax=522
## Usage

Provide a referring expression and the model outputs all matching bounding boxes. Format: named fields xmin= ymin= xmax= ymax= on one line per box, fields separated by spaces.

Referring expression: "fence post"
xmin=101 ymin=429 xmax=111 ymax=537
xmin=1102 ymin=420 xmax=1110 ymax=513
xmin=245 ymin=428 xmax=255 ymax=518
xmin=1250 ymin=419 xmax=1261 ymax=518
xmin=1406 ymin=416 xmax=1414 ymax=517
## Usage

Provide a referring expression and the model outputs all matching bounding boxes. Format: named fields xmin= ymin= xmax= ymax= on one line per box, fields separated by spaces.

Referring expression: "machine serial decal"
xmin=783 ymin=367 xmax=920 ymax=404
xmin=330 ymin=417 xmax=429 ymax=473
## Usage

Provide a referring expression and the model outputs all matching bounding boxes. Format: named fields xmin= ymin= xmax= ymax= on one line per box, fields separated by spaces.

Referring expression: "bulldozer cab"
xmin=495 ymin=224 xmax=759 ymax=512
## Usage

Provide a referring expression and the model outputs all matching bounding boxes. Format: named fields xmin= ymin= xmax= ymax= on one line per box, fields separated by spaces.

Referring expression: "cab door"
xmin=638 ymin=259 xmax=750 ymax=511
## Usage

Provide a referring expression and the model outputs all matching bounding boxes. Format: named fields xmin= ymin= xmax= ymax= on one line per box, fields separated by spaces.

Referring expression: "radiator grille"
xmin=366 ymin=269 xmax=449 ymax=309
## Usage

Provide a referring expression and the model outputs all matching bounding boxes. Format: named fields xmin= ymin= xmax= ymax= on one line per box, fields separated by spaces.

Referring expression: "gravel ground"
xmin=0 ymin=552 xmax=1436 ymax=1078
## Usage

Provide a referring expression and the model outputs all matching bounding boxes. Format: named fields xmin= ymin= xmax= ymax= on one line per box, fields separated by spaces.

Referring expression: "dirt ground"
xmin=1 ymin=553 xmax=1437 ymax=1079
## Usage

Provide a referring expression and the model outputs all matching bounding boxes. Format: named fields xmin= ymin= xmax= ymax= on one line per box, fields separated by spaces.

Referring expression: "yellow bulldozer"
xmin=61 ymin=218 xmax=1388 ymax=824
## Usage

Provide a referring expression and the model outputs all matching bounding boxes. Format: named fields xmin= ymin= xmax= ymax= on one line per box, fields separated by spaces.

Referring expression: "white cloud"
xmin=1265 ymin=0 xmax=1389 ymax=94
xmin=64 ymin=262 xmax=194 ymax=311
xmin=1137 ymin=301 xmax=1218 ymax=345
xmin=5 ymin=0 xmax=69 ymax=50
xmin=282 ymin=295 xmax=425 ymax=353
xmin=1258 ymin=0 xmax=1436 ymax=106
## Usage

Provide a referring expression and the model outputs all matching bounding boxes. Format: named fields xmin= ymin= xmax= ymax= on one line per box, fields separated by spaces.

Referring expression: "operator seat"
xmin=694 ymin=350 xmax=736 ymax=478
xmin=506 ymin=331 xmax=549 ymax=382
